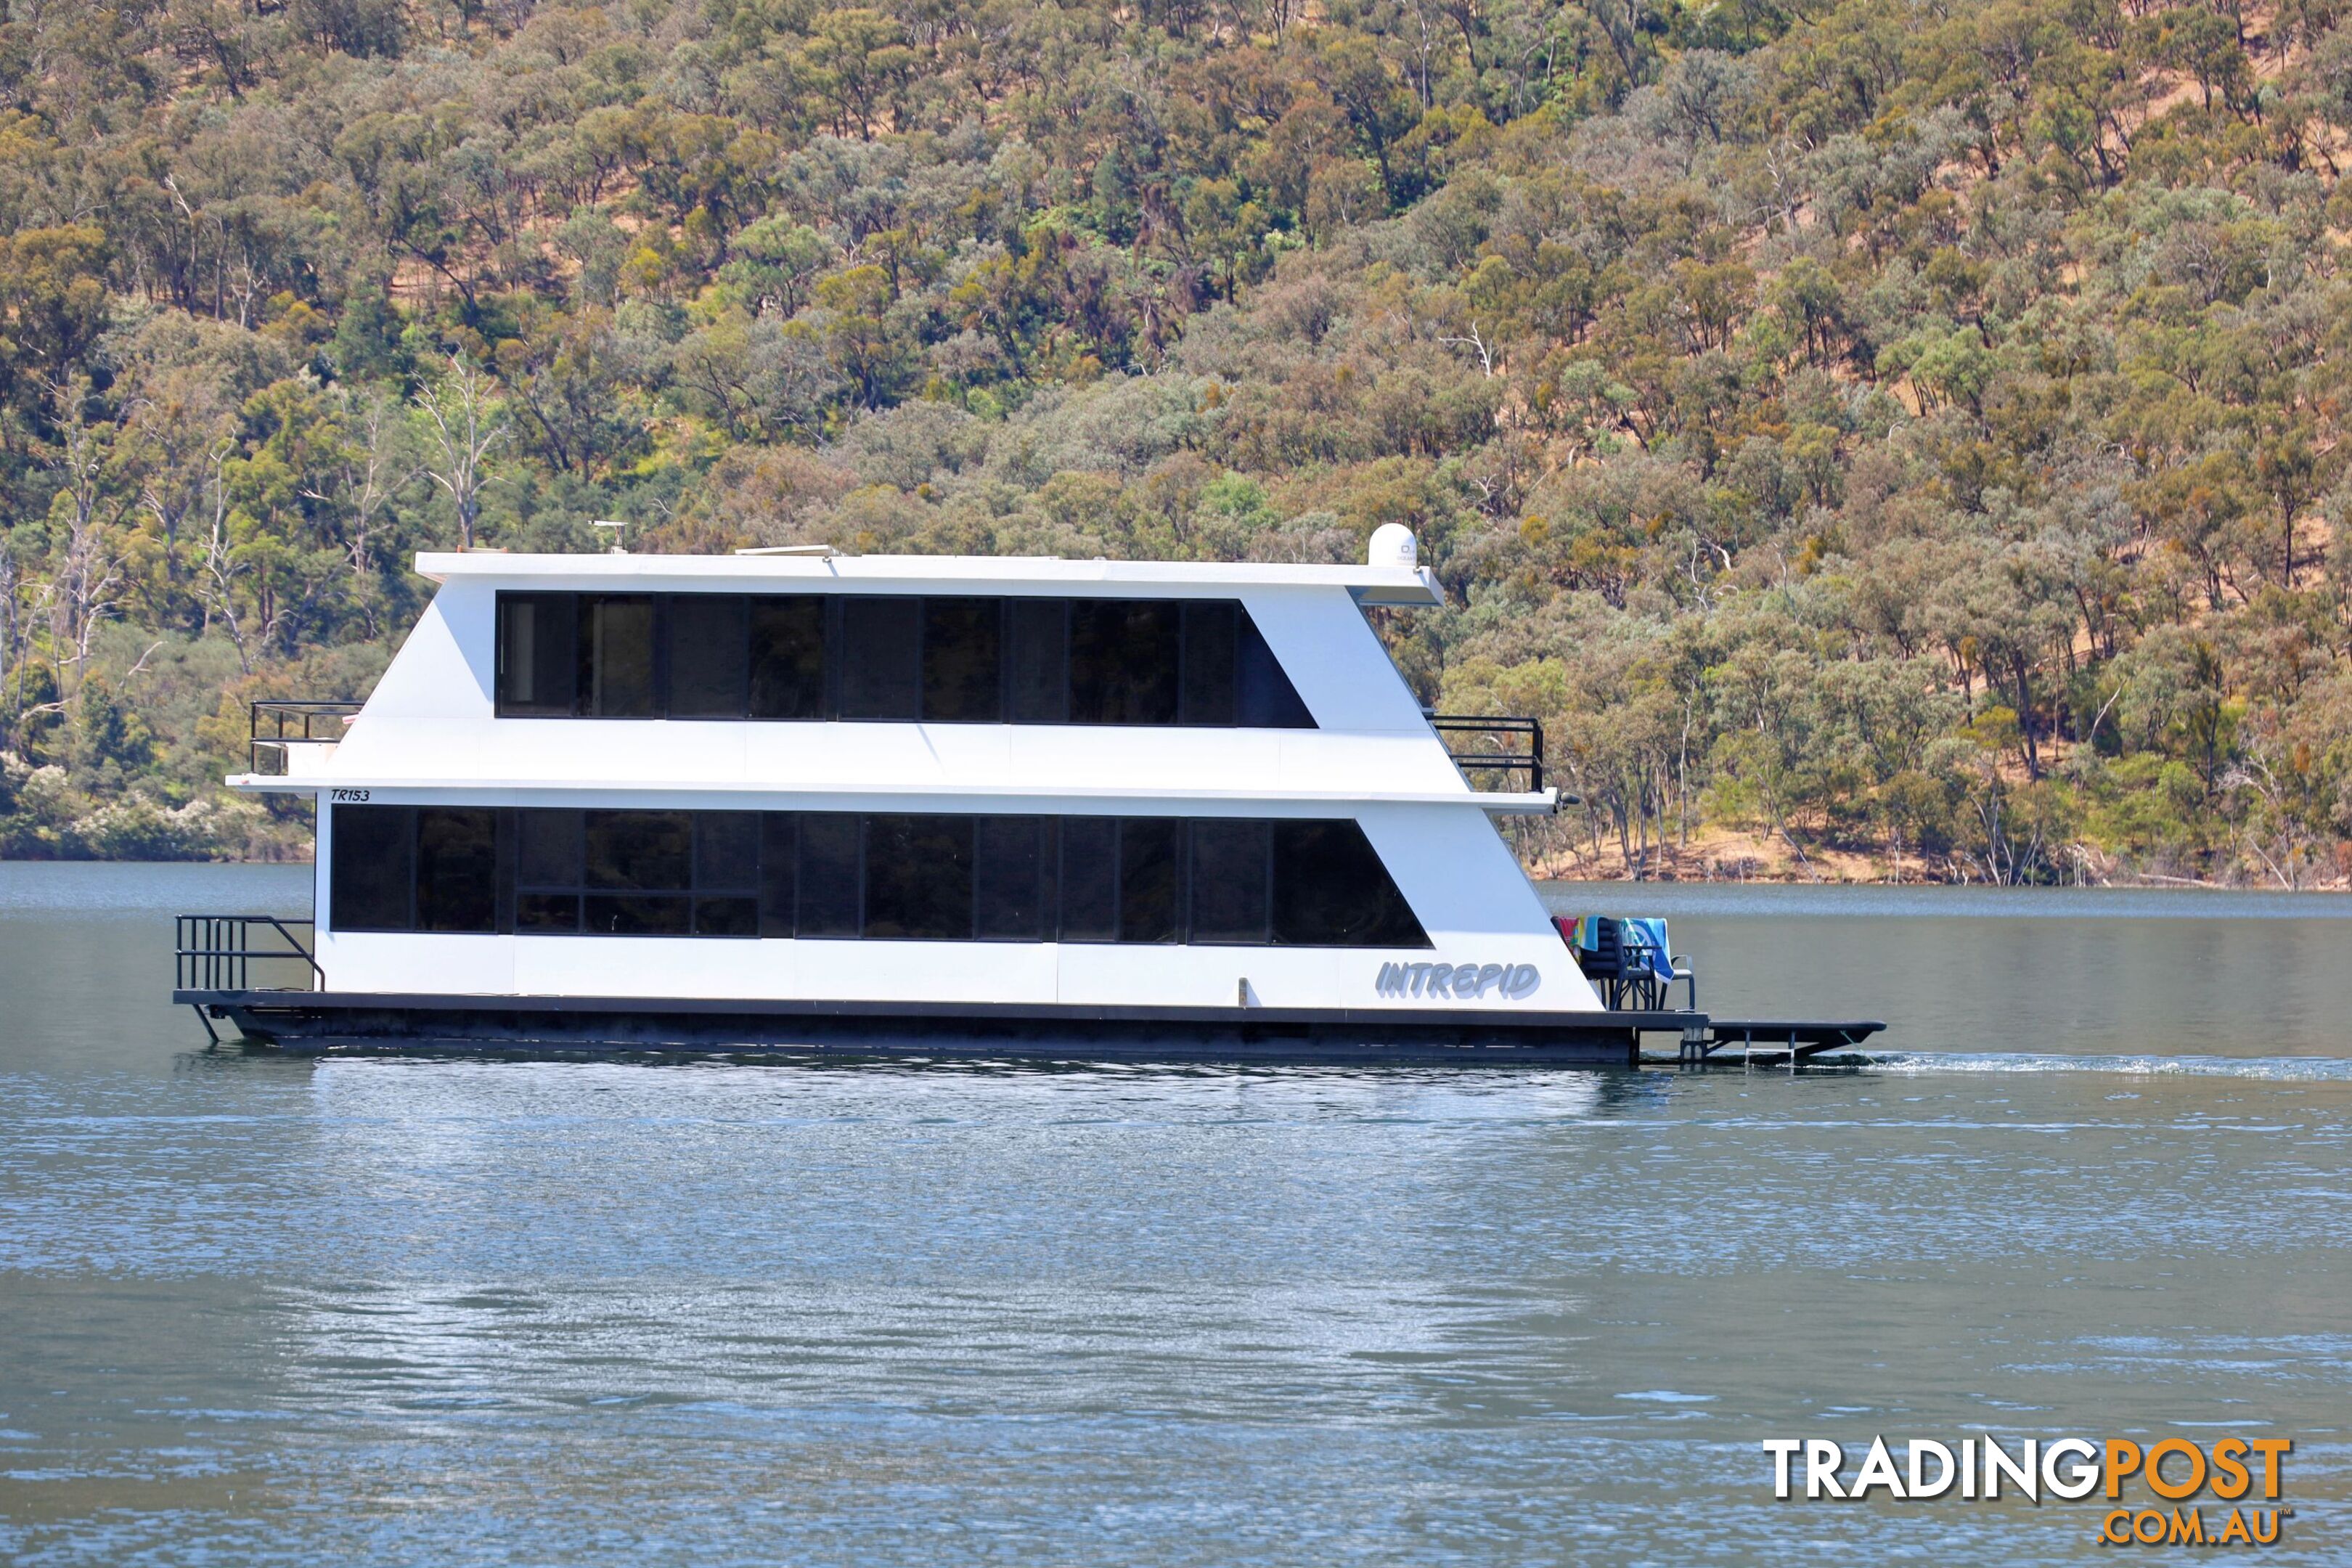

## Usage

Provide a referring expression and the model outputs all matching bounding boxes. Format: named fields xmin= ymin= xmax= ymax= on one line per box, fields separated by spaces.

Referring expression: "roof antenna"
xmin=591 ymin=520 xmax=630 ymax=555
xmin=1368 ymin=523 xmax=1417 ymax=568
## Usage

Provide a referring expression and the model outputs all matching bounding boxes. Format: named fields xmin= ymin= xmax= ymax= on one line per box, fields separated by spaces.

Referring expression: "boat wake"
xmin=1861 ymin=1050 xmax=2352 ymax=1080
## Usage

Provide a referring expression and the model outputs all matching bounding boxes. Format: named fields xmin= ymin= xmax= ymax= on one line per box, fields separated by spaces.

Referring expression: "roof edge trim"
xmin=412 ymin=551 xmax=1442 ymax=604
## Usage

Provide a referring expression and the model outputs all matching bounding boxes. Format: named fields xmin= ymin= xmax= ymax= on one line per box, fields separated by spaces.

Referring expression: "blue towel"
xmin=1621 ymin=918 xmax=1675 ymax=983
xmin=1563 ymin=915 xmax=1675 ymax=982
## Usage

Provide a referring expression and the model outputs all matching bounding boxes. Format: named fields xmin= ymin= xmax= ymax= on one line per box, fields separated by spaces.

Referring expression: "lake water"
xmin=1 ymin=862 xmax=2346 ymax=1564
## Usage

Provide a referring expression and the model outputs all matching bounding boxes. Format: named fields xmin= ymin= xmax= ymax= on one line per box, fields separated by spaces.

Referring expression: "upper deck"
xmin=235 ymin=546 xmax=1553 ymax=814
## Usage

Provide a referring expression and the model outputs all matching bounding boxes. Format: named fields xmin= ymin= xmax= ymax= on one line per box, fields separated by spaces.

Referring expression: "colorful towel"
xmin=1559 ymin=915 xmax=1676 ymax=982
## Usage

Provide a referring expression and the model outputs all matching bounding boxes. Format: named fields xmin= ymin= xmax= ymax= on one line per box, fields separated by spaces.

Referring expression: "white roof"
xmin=414 ymin=551 xmax=1445 ymax=606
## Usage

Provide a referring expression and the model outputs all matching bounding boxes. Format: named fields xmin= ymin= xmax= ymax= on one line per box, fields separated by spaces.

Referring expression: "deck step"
xmin=1662 ymin=1018 xmax=1885 ymax=1066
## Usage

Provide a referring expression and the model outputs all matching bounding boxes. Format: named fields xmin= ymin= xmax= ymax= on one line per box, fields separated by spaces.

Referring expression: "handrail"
xmin=250 ymin=700 xmax=363 ymax=775
xmin=175 ymin=915 xmax=323 ymax=992
xmin=1426 ymin=712 xmax=1544 ymax=794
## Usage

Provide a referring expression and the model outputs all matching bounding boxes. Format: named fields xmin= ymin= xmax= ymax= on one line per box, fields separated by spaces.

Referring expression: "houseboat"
xmin=173 ymin=528 xmax=1879 ymax=1065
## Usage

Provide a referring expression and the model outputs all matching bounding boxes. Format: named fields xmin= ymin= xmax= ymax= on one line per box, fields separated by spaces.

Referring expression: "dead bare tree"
xmin=0 ymin=552 xmax=21 ymax=754
xmin=1440 ymin=321 xmax=1499 ymax=376
xmin=46 ymin=399 xmax=128 ymax=697
xmin=195 ymin=442 xmax=253 ymax=674
xmin=303 ymin=387 xmax=417 ymax=634
xmin=415 ymin=354 xmax=507 ymax=550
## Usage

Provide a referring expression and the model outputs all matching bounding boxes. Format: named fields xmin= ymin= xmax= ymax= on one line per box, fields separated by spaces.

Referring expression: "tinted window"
xmin=1180 ymin=602 xmax=1237 ymax=726
xmin=669 ymin=595 xmax=748 ymax=718
xmin=1070 ymin=601 xmax=1180 ymax=724
xmin=923 ymin=599 xmax=1003 ymax=722
xmin=696 ymin=812 xmax=759 ymax=889
xmin=518 ymin=808 xmax=583 ymax=888
xmin=494 ymin=592 xmax=1315 ymax=728
xmin=1058 ymin=817 xmax=1119 ymax=941
xmin=689 ymin=811 xmax=759 ymax=936
xmin=758 ymin=814 xmax=798 ymax=936
xmin=865 ymin=814 xmax=974 ymax=939
xmin=694 ymin=896 xmax=759 ymax=936
xmin=515 ymin=809 xmax=583 ymax=933
xmin=335 ymin=807 xmax=1423 ymax=947
xmin=1273 ymin=820 xmax=1426 ymax=947
xmin=838 ymin=597 xmax=921 ymax=719
xmin=797 ymin=813 xmax=862 ymax=936
xmin=1237 ymin=611 xmax=1312 ymax=728
xmin=1189 ymin=819 xmax=1270 ymax=943
xmin=586 ymin=894 xmax=690 ymax=935
xmin=416 ymin=807 xmax=499 ymax=932
xmin=585 ymin=811 xmax=690 ymax=891
xmin=330 ymin=805 xmax=412 ymax=931
xmin=579 ymin=596 xmax=657 ymax=716
xmin=748 ymin=597 xmax=826 ymax=719
xmin=575 ymin=809 xmax=693 ymax=934
xmin=1005 ymin=599 xmax=1069 ymax=722
xmin=497 ymin=595 xmax=576 ymax=715
xmin=516 ymin=893 xmax=580 ymax=932
xmin=508 ymin=806 xmax=742 ymax=937
xmin=1117 ymin=817 xmax=1181 ymax=944
xmin=975 ymin=817 xmax=1053 ymax=940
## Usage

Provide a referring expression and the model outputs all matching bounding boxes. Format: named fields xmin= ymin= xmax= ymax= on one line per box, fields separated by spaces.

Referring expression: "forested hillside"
xmin=2 ymin=0 xmax=2349 ymax=880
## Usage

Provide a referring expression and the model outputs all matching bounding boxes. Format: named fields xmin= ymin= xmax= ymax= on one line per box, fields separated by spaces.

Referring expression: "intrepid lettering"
xmin=1376 ymin=961 xmax=1541 ymax=1001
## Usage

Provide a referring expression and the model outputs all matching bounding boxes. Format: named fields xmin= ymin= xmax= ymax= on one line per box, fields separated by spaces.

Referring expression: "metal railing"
xmin=1426 ymin=712 xmax=1545 ymax=794
xmin=175 ymin=915 xmax=323 ymax=992
xmin=250 ymin=700 xmax=363 ymax=775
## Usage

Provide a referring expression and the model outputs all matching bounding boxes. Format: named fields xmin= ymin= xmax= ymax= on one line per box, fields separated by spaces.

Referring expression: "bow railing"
xmin=1426 ymin=712 xmax=1544 ymax=794
xmin=249 ymin=700 xmax=363 ymax=775
xmin=175 ymin=915 xmax=322 ymax=992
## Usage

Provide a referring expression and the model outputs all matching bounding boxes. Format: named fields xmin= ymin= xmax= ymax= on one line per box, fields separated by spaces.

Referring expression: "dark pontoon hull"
xmin=176 ymin=989 xmax=1699 ymax=1065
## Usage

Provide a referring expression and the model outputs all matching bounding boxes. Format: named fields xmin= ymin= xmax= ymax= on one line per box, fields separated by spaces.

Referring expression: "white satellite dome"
xmin=1367 ymin=523 xmax=1417 ymax=569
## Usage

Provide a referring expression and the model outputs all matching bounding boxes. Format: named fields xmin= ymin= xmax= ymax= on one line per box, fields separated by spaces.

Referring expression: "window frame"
xmin=329 ymin=804 xmax=419 ymax=933
xmin=511 ymin=808 xmax=762 ymax=939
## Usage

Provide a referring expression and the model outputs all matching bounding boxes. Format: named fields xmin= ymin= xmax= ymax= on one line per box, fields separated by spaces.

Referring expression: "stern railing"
xmin=250 ymin=700 xmax=363 ymax=775
xmin=1426 ymin=712 xmax=1544 ymax=795
xmin=176 ymin=915 xmax=322 ymax=992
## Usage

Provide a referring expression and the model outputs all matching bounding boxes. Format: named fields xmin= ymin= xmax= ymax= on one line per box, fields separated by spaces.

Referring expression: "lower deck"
xmin=179 ymin=989 xmax=1669 ymax=1063
xmin=176 ymin=989 xmax=1881 ymax=1067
